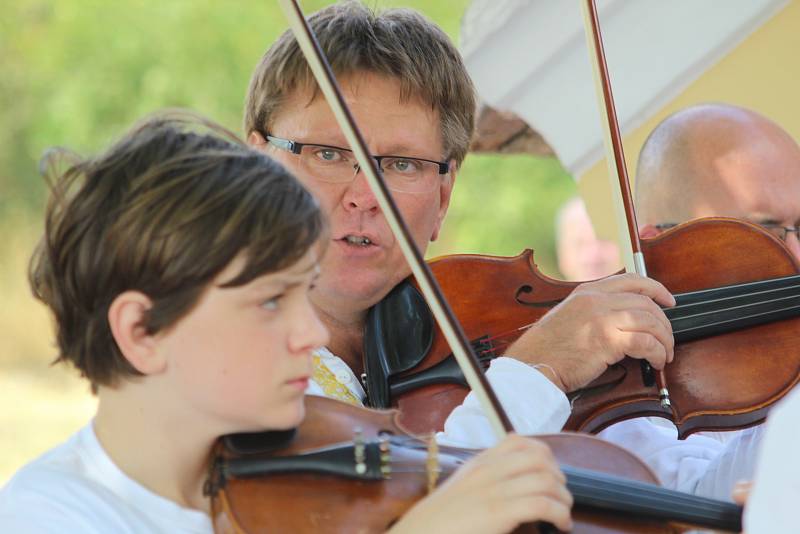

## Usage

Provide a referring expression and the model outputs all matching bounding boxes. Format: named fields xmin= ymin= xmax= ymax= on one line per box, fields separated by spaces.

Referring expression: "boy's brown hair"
xmin=244 ymin=1 xmax=476 ymax=166
xmin=30 ymin=111 xmax=325 ymax=390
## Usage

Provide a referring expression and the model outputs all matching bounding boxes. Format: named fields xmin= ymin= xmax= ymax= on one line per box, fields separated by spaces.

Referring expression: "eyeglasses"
xmin=264 ymin=133 xmax=449 ymax=194
xmin=655 ymin=222 xmax=800 ymax=242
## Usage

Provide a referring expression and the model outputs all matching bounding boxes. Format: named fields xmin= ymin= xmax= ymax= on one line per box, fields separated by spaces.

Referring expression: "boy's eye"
xmin=261 ymin=296 xmax=281 ymax=311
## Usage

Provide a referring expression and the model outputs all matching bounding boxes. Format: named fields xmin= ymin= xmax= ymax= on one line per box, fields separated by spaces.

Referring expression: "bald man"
xmin=606 ymin=103 xmax=800 ymax=502
xmin=636 ymin=102 xmax=800 ymax=261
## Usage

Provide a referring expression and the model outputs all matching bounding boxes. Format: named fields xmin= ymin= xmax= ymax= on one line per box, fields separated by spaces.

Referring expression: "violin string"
xmin=672 ymin=302 xmax=800 ymax=336
xmin=483 ymin=322 xmax=536 ymax=342
xmin=360 ymin=463 xmax=737 ymax=526
xmin=668 ymin=287 xmax=800 ymax=323
xmin=479 ymin=301 xmax=800 ymax=354
xmin=566 ymin=482 xmax=723 ymax=519
xmin=383 ymin=438 xmax=727 ymax=519
xmin=563 ymin=466 xmax=739 ymax=523
xmin=669 ymin=275 xmax=800 ymax=307
xmin=484 ymin=283 xmax=800 ymax=349
xmin=667 ymin=279 xmax=800 ymax=318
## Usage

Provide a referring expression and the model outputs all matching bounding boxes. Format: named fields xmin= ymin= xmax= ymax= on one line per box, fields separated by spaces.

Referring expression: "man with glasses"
xmin=636 ymin=103 xmax=800 ymax=261
xmin=245 ymin=1 xmax=751 ymax=502
xmin=262 ymin=134 xmax=450 ymax=194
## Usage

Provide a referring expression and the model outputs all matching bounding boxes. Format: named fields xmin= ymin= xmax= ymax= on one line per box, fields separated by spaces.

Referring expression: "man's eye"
xmin=313 ymin=148 xmax=344 ymax=162
xmin=386 ymin=158 xmax=420 ymax=174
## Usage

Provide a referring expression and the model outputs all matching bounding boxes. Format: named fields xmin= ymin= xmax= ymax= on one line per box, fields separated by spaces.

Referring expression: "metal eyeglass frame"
xmin=264 ymin=133 xmax=450 ymax=175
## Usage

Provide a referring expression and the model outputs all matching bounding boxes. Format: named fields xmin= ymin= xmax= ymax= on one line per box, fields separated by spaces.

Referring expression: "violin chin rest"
xmin=222 ymin=428 xmax=298 ymax=455
xmin=363 ymin=279 xmax=434 ymax=408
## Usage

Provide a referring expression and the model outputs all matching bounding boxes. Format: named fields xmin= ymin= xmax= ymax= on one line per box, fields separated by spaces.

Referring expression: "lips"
xmin=334 ymin=231 xmax=380 ymax=247
xmin=286 ymin=376 xmax=310 ymax=391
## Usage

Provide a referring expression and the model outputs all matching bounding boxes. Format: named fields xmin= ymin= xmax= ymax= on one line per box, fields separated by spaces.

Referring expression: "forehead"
xmin=213 ymin=246 xmax=320 ymax=290
xmin=271 ymin=72 xmax=442 ymax=154
xmin=705 ymin=142 xmax=800 ymax=223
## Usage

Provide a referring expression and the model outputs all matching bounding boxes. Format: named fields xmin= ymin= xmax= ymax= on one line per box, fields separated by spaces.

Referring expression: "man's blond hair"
xmin=244 ymin=1 xmax=476 ymax=166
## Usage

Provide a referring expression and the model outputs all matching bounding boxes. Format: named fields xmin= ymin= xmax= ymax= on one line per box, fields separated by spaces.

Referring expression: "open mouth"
xmin=342 ymin=235 xmax=374 ymax=246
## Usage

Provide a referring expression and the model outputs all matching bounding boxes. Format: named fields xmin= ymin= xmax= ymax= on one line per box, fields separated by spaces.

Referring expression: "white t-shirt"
xmin=0 ymin=423 xmax=212 ymax=534
xmin=0 ymin=348 xmax=762 ymax=532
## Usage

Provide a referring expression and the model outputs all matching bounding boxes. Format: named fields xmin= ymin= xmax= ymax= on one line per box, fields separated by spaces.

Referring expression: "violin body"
xmin=365 ymin=218 xmax=800 ymax=437
xmin=208 ymin=396 xmax=742 ymax=533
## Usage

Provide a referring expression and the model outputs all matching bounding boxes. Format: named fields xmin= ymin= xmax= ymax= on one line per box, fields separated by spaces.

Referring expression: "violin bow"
xmin=580 ymin=0 xmax=672 ymax=409
xmin=276 ymin=0 xmax=514 ymax=438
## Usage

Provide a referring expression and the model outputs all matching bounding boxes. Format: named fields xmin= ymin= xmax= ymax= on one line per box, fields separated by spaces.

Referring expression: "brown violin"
xmin=206 ymin=396 xmax=742 ymax=533
xmin=361 ymin=0 xmax=800 ymax=438
xmin=246 ymin=2 xmax=739 ymax=532
xmin=364 ymin=217 xmax=800 ymax=437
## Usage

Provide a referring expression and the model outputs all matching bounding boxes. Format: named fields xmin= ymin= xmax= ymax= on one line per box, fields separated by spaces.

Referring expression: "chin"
xmin=265 ymin=403 xmax=306 ymax=431
xmin=324 ymin=272 xmax=393 ymax=307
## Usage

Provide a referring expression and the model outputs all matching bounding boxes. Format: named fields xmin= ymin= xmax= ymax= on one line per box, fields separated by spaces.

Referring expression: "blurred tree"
xmin=0 ymin=1 xmax=578 ymax=483
xmin=0 ymin=0 xmax=575 ymax=274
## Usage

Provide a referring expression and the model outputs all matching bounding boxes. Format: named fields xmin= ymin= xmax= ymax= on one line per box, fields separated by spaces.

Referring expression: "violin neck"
xmin=667 ymin=274 xmax=800 ymax=342
xmin=563 ymin=465 xmax=742 ymax=532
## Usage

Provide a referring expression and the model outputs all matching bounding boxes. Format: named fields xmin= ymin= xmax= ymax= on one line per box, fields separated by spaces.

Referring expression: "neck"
xmin=314 ymin=301 xmax=367 ymax=375
xmin=94 ymin=384 xmax=217 ymax=513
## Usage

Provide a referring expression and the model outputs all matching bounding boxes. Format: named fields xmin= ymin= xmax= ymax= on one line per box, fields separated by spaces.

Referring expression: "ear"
xmin=639 ymin=224 xmax=663 ymax=239
xmin=430 ymin=160 xmax=457 ymax=242
xmin=108 ymin=291 xmax=166 ymax=376
xmin=248 ymin=130 xmax=267 ymax=148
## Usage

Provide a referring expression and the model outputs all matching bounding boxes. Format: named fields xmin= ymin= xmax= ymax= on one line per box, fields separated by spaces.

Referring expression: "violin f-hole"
xmin=515 ymin=285 xmax=564 ymax=308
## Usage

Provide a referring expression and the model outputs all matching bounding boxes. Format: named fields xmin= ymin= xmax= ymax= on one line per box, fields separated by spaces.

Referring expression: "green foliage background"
xmin=0 ymin=0 xmax=577 ymax=483
xmin=1 ymin=0 xmax=576 ymax=269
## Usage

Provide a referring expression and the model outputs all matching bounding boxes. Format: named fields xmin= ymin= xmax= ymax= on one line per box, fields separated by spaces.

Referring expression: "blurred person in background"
xmin=555 ymin=196 xmax=622 ymax=281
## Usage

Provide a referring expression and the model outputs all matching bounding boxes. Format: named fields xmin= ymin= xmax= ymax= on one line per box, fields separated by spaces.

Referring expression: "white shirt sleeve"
xmin=307 ymin=349 xmax=570 ymax=449
xmin=598 ymin=418 xmax=763 ymax=500
xmin=745 ymin=387 xmax=800 ymax=533
xmin=436 ymin=356 xmax=570 ymax=448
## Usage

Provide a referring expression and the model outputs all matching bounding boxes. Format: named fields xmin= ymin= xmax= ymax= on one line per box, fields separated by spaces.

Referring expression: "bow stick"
xmin=581 ymin=0 xmax=672 ymax=409
xmin=276 ymin=0 xmax=514 ymax=438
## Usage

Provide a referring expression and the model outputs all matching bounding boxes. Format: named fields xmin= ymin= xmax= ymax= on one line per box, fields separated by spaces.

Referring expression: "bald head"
xmin=635 ymin=104 xmax=800 ymax=228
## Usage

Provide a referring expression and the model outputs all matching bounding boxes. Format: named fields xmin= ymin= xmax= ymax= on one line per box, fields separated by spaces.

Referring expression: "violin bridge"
xmin=426 ymin=433 xmax=439 ymax=493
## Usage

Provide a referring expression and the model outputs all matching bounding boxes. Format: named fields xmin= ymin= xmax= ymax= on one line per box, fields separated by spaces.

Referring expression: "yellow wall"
xmin=582 ymin=0 xmax=800 ymax=240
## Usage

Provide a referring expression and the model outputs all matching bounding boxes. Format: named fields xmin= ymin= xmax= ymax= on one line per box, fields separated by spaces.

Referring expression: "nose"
xmin=341 ymin=165 xmax=380 ymax=214
xmin=290 ymin=299 xmax=330 ymax=355
xmin=784 ymin=231 xmax=800 ymax=263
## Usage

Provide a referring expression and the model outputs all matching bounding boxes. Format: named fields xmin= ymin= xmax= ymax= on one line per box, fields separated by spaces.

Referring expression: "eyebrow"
xmin=379 ymin=143 xmax=436 ymax=157
xmin=290 ymin=134 xmax=438 ymax=159
xmin=751 ymin=215 xmax=799 ymax=226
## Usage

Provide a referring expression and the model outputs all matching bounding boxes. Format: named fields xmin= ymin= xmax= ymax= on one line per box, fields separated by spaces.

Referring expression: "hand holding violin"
xmin=506 ymin=273 xmax=676 ymax=393
xmin=388 ymin=435 xmax=573 ymax=534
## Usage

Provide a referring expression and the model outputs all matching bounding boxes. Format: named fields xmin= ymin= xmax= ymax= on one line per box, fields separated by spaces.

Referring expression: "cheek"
xmin=291 ymin=176 xmax=339 ymax=215
xmin=399 ymin=195 xmax=441 ymax=245
xmin=168 ymin=319 xmax=283 ymax=419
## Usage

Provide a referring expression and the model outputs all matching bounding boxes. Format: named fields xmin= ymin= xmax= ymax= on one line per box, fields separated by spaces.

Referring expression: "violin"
xmin=364 ymin=218 xmax=800 ymax=437
xmin=216 ymin=2 xmax=741 ymax=532
xmin=361 ymin=0 xmax=800 ymax=437
xmin=206 ymin=396 xmax=743 ymax=533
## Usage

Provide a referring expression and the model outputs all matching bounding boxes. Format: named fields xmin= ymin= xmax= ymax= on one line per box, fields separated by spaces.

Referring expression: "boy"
xmin=0 ymin=112 xmax=571 ymax=533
